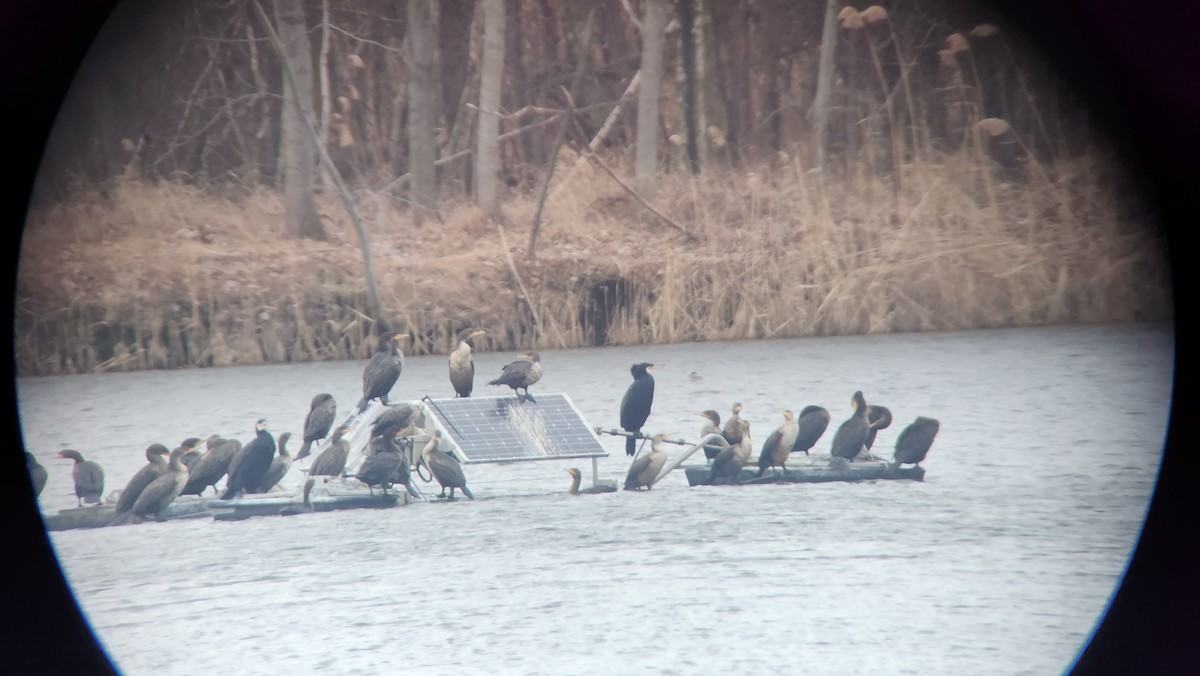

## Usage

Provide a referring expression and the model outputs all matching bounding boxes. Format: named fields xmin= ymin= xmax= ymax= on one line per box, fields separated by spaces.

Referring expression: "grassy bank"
xmin=15 ymin=147 xmax=1171 ymax=377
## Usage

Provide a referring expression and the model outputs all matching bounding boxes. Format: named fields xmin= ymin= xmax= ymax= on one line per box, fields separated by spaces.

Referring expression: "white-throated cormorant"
xmin=449 ymin=328 xmax=487 ymax=397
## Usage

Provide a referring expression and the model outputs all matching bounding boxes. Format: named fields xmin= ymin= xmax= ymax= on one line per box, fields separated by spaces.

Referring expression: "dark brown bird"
xmin=449 ymin=328 xmax=487 ymax=397
xmin=830 ymin=391 xmax=871 ymax=462
xmin=181 ymin=434 xmax=241 ymax=496
xmin=130 ymin=446 xmax=191 ymax=521
xmin=620 ymin=363 xmax=656 ymax=456
xmin=357 ymin=333 xmax=408 ymax=412
xmin=487 ymin=352 xmax=542 ymax=403
xmin=257 ymin=432 xmax=294 ymax=492
xmin=864 ymin=405 xmax=893 ymax=455
xmin=756 ymin=410 xmax=800 ymax=477
xmin=420 ymin=430 xmax=474 ymax=500
xmin=624 ymin=434 xmax=669 ymax=490
xmin=26 ymin=453 xmax=48 ymax=497
xmin=297 ymin=393 xmax=337 ymax=460
xmin=355 ymin=428 xmax=405 ymax=496
xmin=176 ymin=438 xmax=204 ymax=473
xmin=790 ymin=406 xmax=830 ymax=456
xmin=721 ymin=403 xmax=745 ymax=446
xmin=565 ymin=468 xmax=617 ymax=495
xmin=113 ymin=444 xmax=171 ymax=517
xmin=697 ymin=410 xmax=724 ymax=462
xmin=221 ymin=419 xmax=274 ymax=500
xmin=310 ymin=425 xmax=352 ymax=477
xmin=372 ymin=404 xmax=419 ymax=441
xmin=58 ymin=449 xmax=104 ymax=507
xmin=708 ymin=419 xmax=751 ymax=484
xmin=892 ymin=417 xmax=940 ymax=468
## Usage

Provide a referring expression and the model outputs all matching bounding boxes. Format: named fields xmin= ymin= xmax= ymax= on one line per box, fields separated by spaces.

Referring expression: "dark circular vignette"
xmin=1 ymin=1 xmax=1194 ymax=673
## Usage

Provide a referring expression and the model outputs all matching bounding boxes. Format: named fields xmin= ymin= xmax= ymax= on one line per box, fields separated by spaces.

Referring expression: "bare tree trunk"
xmin=636 ymin=0 xmax=669 ymax=199
xmin=275 ymin=0 xmax=325 ymax=240
xmin=809 ymin=0 xmax=840 ymax=175
xmin=408 ymin=0 xmax=439 ymax=224
xmin=475 ymin=0 xmax=505 ymax=215
xmin=676 ymin=0 xmax=700 ymax=174
xmin=318 ymin=0 xmax=331 ymax=160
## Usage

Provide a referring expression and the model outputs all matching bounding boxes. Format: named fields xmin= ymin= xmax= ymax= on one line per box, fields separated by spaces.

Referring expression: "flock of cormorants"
xmin=26 ymin=327 xmax=940 ymax=519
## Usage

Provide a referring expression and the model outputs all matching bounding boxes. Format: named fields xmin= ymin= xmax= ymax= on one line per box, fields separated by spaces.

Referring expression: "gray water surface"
xmin=21 ymin=324 xmax=1172 ymax=674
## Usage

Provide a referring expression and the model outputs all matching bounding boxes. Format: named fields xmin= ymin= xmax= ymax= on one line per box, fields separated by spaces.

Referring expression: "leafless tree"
xmin=274 ymin=0 xmax=325 ymax=239
xmin=475 ymin=0 xmax=505 ymax=215
xmin=407 ymin=0 xmax=439 ymax=223
xmin=636 ymin=0 xmax=669 ymax=199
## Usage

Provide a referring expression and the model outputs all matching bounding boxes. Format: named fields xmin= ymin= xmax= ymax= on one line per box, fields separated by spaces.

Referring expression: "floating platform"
xmin=683 ymin=456 xmax=925 ymax=486
xmin=208 ymin=477 xmax=408 ymax=521
xmin=43 ymin=495 xmax=215 ymax=531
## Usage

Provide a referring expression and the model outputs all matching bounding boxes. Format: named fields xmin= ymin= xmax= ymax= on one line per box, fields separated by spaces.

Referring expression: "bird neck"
xmin=569 ymin=473 xmax=581 ymax=494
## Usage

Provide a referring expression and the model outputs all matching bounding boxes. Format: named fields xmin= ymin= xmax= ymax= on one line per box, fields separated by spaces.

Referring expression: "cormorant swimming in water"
xmin=864 ymin=404 xmax=893 ymax=456
xmin=257 ymin=432 xmax=294 ymax=492
xmin=449 ymin=328 xmax=487 ymax=397
xmin=565 ymin=468 xmax=617 ymax=494
xmin=892 ymin=417 xmax=940 ymax=468
xmin=355 ymin=428 xmax=405 ymax=496
xmin=697 ymin=410 xmax=723 ymax=462
xmin=181 ymin=435 xmax=241 ymax=496
xmin=619 ymin=362 xmax=656 ymax=456
xmin=113 ymin=444 xmax=171 ymax=517
xmin=421 ymin=430 xmax=475 ymax=500
xmin=624 ymin=433 xmax=669 ymax=490
xmin=221 ymin=419 xmax=275 ymax=500
xmin=26 ymin=453 xmax=48 ymax=497
xmin=830 ymin=391 xmax=871 ymax=463
xmin=58 ymin=449 xmax=104 ymax=506
xmin=487 ymin=352 xmax=542 ymax=402
xmin=297 ymin=393 xmax=337 ymax=460
xmin=310 ymin=425 xmax=352 ymax=477
xmin=131 ymin=446 xmax=191 ymax=521
xmin=357 ymin=332 xmax=409 ymax=412
xmin=757 ymin=410 xmax=800 ymax=477
xmin=722 ymin=403 xmax=745 ymax=446
xmin=790 ymin=406 xmax=830 ymax=456
xmin=708 ymin=419 xmax=751 ymax=484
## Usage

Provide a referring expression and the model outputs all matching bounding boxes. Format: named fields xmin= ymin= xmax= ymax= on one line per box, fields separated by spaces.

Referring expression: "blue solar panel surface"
xmin=421 ymin=394 xmax=607 ymax=463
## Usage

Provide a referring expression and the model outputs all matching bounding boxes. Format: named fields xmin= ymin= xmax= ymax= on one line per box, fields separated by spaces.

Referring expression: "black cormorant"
xmin=357 ymin=332 xmax=409 ymax=412
xmin=221 ymin=419 xmax=275 ymax=500
xmin=176 ymin=438 xmax=204 ymax=473
xmin=624 ymin=433 xmax=669 ymax=490
xmin=790 ymin=405 xmax=830 ymax=456
xmin=131 ymin=446 xmax=191 ymax=521
xmin=697 ymin=410 xmax=723 ymax=461
xmin=449 ymin=328 xmax=487 ymax=397
xmin=722 ymin=403 xmax=745 ymax=446
xmin=487 ymin=352 xmax=543 ymax=402
xmin=26 ymin=453 xmax=47 ymax=497
xmin=257 ymin=432 xmax=293 ymax=492
xmin=181 ymin=435 xmax=241 ymax=496
xmin=619 ymin=362 xmax=656 ymax=456
xmin=892 ymin=417 xmax=940 ymax=468
xmin=708 ymin=419 xmax=751 ymax=484
xmin=830 ymin=391 xmax=871 ymax=463
xmin=372 ymin=404 xmax=419 ymax=441
xmin=310 ymin=425 xmax=352 ymax=477
xmin=565 ymin=468 xmax=617 ymax=494
xmin=113 ymin=444 xmax=171 ymax=517
xmin=757 ymin=410 xmax=800 ymax=477
xmin=420 ymin=430 xmax=475 ymax=500
xmin=864 ymin=405 xmax=893 ymax=455
xmin=58 ymin=449 xmax=104 ymax=507
xmin=355 ymin=428 xmax=405 ymax=496
xmin=297 ymin=393 xmax=337 ymax=460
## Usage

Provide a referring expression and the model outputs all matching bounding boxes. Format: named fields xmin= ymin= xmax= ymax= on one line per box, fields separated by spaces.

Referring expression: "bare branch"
xmin=576 ymin=146 xmax=695 ymax=242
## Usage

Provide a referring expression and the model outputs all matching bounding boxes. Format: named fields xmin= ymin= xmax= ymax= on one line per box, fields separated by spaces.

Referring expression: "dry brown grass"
xmin=16 ymin=138 xmax=1171 ymax=376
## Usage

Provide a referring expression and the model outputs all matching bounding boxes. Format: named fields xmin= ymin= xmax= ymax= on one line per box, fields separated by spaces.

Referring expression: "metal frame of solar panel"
xmin=419 ymin=393 xmax=608 ymax=464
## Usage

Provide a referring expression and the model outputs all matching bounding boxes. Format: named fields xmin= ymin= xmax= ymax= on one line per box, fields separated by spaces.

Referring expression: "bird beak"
xmin=471 ymin=330 xmax=487 ymax=339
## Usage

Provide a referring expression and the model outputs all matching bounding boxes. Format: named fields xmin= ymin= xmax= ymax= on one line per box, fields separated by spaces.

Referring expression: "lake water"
xmin=20 ymin=323 xmax=1172 ymax=674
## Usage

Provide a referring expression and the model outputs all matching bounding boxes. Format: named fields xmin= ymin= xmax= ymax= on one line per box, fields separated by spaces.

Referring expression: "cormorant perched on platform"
xmin=449 ymin=328 xmax=487 ymax=397
xmin=757 ymin=410 xmax=800 ymax=477
xmin=624 ymin=433 xmax=669 ymax=490
xmin=830 ymin=391 xmax=871 ymax=463
xmin=112 ymin=444 xmax=171 ymax=518
xmin=357 ymin=332 xmax=409 ymax=412
xmin=221 ymin=419 xmax=274 ymax=500
xmin=257 ymin=432 xmax=293 ymax=492
xmin=790 ymin=406 xmax=830 ymax=456
xmin=864 ymin=405 xmax=893 ymax=456
xmin=565 ymin=468 xmax=617 ymax=495
xmin=281 ymin=478 xmax=317 ymax=516
xmin=310 ymin=425 xmax=352 ymax=477
xmin=181 ymin=435 xmax=241 ymax=496
xmin=892 ymin=417 xmax=940 ymax=468
xmin=697 ymin=410 xmax=723 ymax=461
xmin=722 ymin=403 xmax=745 ymax=446
xmin=708 ymin=419 xmax=751 ymax=484
xmin=130 ymin=446 xmax=191 ymax=521
xmin=297 ymin=393 xmax=337 ymax=460
xmin=487 ymin=352 xmax=543 ymax=402
xmin=175 ymin=438 xmax=204 ymax=473
xmin=58 ymin=449 xmax=104 ymax=506
xmin=619 ymin=362 xmax=656 ymax=456
xmin=421 ymin=430 xmax=475 ymax=500
xmin=355 ymin=428 xmax=405 ymax=496
xmin=372 ymin=404 xmax=419 ymax=440
xmin=26 ymin=453 xmax=48 ymax=497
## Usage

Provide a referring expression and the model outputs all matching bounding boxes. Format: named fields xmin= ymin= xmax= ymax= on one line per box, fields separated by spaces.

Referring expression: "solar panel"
xmin=419 ymin=394 xmax=608 ymax=464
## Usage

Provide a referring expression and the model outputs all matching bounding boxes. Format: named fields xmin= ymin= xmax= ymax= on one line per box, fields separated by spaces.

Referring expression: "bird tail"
xmin=220 ymin=482 xmax=239 ymax=500
xmin=625 ymin=435 xmax=636 ymax=456
xmin=461 ymin=485 xmax=475 ymax=500
xmin=296 ymin=440 xmax=313 ymax=460
xmin=356 ymin=397 xmax=369 ymax=413
xmin=623 ymin=476 xmax=639 ymax=491
xmin=486 ymin=378 xmax=500 ymax=386
xmin=107 ymin=510 xmax=133 ymax=527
